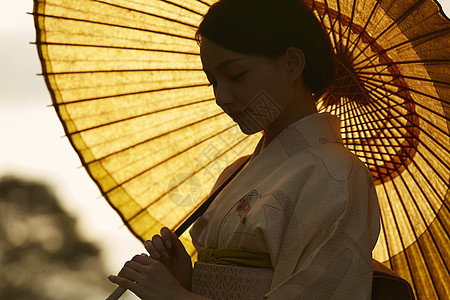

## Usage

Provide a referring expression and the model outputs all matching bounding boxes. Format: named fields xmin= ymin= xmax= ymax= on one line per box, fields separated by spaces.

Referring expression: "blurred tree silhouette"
xmin=0 ymin=176 xmax=110 ymax=300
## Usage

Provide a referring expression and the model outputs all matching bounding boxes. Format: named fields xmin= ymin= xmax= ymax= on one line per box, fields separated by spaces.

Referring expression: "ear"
xmin=285 ymin=47 xmax=305 ymax=82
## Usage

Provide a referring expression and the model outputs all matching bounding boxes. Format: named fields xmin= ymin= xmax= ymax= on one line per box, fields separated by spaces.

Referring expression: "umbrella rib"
xmin=377 ymin=204 xmax=394 ymax=269
xmin=396 ymin=166 xmax=450 ymax=278
xmin=360 ymin=73 xmax=450 ymax=105
xmin=367 ymin=97 xmax=450 ymax=288
xmin=399 ymin=160 xmax=450 ymax=239
xmin=387 ymin=145 xmax=449 ymax=295
xmin=361 ymin=80 xmax=450 ymax=139
xmin=347 ymin=101 xmax=388 ymax=178
xmin=82 ymin=111 xmax=224 ymax=164
xmin=358 ymin=89 xmax=418 ymax=138
xmin=101 ymin=123 xmax=241 ymax=235
xmin=169 ymin=137 xmax=256 ymax=231
xmin=91 ymin=0 xmax=201 ymax=27
xmin=357 ymin=71 xmax=450 ymax=87
xmin=113 ymin=121 xmax=236 ymax=190
xmin=32 ymin=41 xmax=199 ymax=55
xmin=162 ymin=0 xmax=210 ymax=14
xmin=322 ymin=0 xmax=340 ymax=50
xmin=311 ymin=1 xmax=325 ymax=24
xmin=364 ymin=91 xmax=450 ymax=193
xmin=356 ymin=61 xmax=413 ymax=87
xmin=353 ymin=22 xmax=450 ymax=68
xmin=356 ymin=95 xmax=446 ymax=190
xmin=66 ymin=98 xmax=214 ymax=136
xmin=342 ymin=97 xmax=354 ymax=153
xmin=389 ymin=171 xmax=438 ymax=297
xmin=343 ymin=0 xmax=357 ymax=55
xmin=170 ymin=134 xmax=258 ymax=229
xmin=352 ymin=0 xmax=427 ymax=63
xmin=358 ymin=102 xmax=449 ymax=266
xmin=343 ymin=125 xmax=416 ymax=137
xmin=32 ymin=12 xmax=196 ymax=41
xmin=334 ymin=97 xmax=448 ymax=292
xmin=346 ymin=0 xmax=382 ymax=60
xmin=126 ymin=131 xmax=255 ymax=224
xmin=334 ymin=0 xmax=344 ymax=50
xmin=357 ymin=97 xmax=421 ymax=294
xmin=380 ymin=180 xmax=419 ymax=296
xmin=41 ymin=68 xmax=204 ymax=76
xmin=344 ymin=85 xmax=450 ymax=186
xmin=345 ymin=103 xmax=406 ymax=168
xmin=354 ymin=59 xmax=450 ymax=71
xmin=356 ymin=105 xmax=448 ymax=282
xmin=364 ymin=83 xmax=450 ymax=164
xmin=50 ymin=83 xmax=209 ymax=105
xmin=339 ymin=98 xmax=408 ymax=123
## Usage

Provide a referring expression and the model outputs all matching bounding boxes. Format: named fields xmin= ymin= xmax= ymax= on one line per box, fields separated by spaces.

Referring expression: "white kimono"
xmin=190 ymin=112 xmax=380 ymax=299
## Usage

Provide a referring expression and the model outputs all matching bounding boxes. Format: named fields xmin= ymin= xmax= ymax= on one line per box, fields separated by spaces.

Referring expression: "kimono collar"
xmin=251 ymin=113 xmax=342 ymax=161
xmin=279 ymin=112 xmax=343 ymax=146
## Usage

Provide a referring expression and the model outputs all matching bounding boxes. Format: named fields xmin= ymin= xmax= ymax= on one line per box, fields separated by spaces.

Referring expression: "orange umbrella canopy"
xmin=33 ymin=0 xmax=449 ymax=298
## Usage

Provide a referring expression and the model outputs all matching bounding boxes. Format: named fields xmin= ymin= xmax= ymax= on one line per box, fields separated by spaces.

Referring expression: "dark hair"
xmin=196 ymin=0 xmax=334 ymax=95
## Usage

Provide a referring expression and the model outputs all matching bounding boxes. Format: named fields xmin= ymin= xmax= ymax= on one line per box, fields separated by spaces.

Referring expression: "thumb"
xmin=171 ymin=232 xmax=189 ymax=257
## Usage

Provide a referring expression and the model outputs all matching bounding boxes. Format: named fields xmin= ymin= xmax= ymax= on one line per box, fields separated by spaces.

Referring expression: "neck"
xmin=262 ymin=92 xmax=317 ymax=149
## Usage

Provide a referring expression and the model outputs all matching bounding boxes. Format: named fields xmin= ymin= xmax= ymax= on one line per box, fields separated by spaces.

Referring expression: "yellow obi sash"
xmin=197 ymin=247 xmax=273 ymax=269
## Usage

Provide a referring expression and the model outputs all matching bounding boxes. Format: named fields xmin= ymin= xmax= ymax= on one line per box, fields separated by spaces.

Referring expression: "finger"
xmin=108 ymin=275 xmax=135 ymax=290
xmin=118 ymin=266 xmax=141 ymax=281
xmin=171 ymin=232 xmax=190 ymax=261
xmin=132 ymin=254 xmax=152 ymax=265
xmin=123 ymin=259 xmax=151 ymax=274
xmin=152 ymin=235 xmax=170 ymax=259
xmin=160 ymin=227 xmax=173 ymax=250
xmin=144 ymin=240 xmax=161 ymax=259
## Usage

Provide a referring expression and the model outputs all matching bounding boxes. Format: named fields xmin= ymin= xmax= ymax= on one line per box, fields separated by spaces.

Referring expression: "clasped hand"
xmin=108 ymin=227 xmax=193 ymax=300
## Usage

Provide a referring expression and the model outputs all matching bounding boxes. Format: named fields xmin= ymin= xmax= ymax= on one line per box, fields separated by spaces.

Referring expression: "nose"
xmin=214 ymin=83 xmax=234 ymax=108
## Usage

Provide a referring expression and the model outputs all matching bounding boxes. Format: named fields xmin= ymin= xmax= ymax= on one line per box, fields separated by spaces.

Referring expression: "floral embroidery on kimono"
xmin=236 ymin=189 xmax=259 ymax=224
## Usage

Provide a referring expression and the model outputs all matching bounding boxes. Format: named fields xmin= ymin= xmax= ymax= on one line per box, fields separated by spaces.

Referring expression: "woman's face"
xmin=200 ymin=38 xmax=294 ymax=135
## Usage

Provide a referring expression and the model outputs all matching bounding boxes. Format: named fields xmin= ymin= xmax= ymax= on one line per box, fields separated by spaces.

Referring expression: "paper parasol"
xmin=33 ymin=0 xmax=449 ymax=298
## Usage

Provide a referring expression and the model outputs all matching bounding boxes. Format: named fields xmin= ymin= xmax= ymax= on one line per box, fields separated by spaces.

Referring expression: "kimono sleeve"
xmin=264 ymin=145 xmax=380 ymax=300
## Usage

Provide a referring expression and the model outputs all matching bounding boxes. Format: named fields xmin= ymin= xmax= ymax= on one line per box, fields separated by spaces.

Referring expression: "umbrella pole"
xmin=105 ymin=287 xmax=126 ymax=300
xmin=105 ymin=156 xmax=252 ymax=299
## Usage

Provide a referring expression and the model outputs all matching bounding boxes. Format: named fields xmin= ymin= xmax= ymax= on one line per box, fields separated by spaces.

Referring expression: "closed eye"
xmin=230 ymin=72 xmax=246 ymax=81
xmin=208 ymin=72 xmax=246 ymax=87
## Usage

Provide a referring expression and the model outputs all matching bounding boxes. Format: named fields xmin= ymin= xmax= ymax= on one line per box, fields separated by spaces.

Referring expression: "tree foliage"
xmin=0 ymin=176 xmax=110 ymax=300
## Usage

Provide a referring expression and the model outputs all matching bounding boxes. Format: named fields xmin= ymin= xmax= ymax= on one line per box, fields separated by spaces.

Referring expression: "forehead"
xmin=200 ymin=38 xmax=251 ymax=70
xmin=200 ymin=38 xmax=238 ymax=56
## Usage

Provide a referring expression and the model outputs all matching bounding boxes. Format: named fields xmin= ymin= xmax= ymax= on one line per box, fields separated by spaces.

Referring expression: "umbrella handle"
xmin=105 ymin=286 xmax=126 ymax=300
xmin=105 ymin=155 xmax=251 ymax=299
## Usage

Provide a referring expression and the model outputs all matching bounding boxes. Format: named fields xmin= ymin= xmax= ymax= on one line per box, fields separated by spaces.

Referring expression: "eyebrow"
xmin=203 ymin=58 xmax=244 ymax=74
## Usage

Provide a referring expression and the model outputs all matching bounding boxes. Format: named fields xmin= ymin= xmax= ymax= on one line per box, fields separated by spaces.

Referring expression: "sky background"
xmin=0 ymin=1 xmax=449 ymax=299
xmin=0 ymin=1 xmax=144 ymax=299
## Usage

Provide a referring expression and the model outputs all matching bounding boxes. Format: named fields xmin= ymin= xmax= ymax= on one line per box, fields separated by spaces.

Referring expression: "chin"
xmin=238 ymin=124 xmax=262 ymax=135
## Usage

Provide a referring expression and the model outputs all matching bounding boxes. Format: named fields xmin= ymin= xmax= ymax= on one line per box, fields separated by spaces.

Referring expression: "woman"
xmin=108 ymin=0 xmax=380 ymax=299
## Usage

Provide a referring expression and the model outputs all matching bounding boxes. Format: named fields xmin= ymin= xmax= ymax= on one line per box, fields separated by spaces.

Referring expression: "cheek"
xmin=268 ymin=73 xmax=293 ymax=107
xmin=237 ymin=66 xmax=289 ymax=107
xmin=241 ymin=71 xmax=276 ymax=100
xmin=256 ymin=74 xmax=290 ymax=107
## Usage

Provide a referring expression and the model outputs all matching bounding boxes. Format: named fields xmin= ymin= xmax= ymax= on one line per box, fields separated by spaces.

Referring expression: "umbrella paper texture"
xmin=33 ymin=0 xmax=449 ymax=298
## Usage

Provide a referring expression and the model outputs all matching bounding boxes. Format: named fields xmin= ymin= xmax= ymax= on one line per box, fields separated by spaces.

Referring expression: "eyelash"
xmin=208 ymin=73 xmax=246 ymax=87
